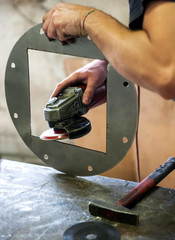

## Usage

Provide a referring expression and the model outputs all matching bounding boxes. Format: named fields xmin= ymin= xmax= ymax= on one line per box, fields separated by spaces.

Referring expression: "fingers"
xmin=50 ymin=72 xmax=79 ymax=99
xmin=51 ymin=79 xmax=96 ymax=106
xmin=51 ymin=70 xmax=98 ymax=107
xmin=82 ymin=82 xmax=96 ymax=105
xmin=42 ymin=9 xmax=55 ymax=34
xmin=47 ymin=17 xmax=57 ymax=39
xmin=43 ymin=10 xmax=63 ymax=41
xmin=43 ymin=9 xmax=62 ymax=41
xmin=50 ymin=72 xmax=96 ymax=106
xmin=42 ymin=10 xmax=51 ymax=23
xmin=50 ymin=83 xmax=64 ymax=99
xmin=43 ymin=2 xmax=84 ymax=43
xmin=43 ymin=10 xmax=73 ymax=43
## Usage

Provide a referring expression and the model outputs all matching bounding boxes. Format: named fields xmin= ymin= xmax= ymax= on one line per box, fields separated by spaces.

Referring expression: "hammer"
xmin=89 ymin=157 xmax=175 ymax=225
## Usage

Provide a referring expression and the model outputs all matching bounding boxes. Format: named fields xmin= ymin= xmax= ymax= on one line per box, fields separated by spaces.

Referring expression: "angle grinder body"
xmin=41 ymin=86 xmax=91 ymax=140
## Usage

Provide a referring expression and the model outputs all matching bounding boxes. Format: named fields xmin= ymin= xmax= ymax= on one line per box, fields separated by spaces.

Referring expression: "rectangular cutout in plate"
xmin=28 ymin=49 xmax=106 ymax=153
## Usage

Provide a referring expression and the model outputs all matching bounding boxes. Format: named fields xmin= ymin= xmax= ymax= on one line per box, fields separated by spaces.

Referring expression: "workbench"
xmin=0 ymin=159 xmax=174 ymax=239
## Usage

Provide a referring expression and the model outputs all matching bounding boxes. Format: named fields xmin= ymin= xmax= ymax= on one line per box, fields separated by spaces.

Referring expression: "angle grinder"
xmin=40 ymin=84 xmax=106 ymax=141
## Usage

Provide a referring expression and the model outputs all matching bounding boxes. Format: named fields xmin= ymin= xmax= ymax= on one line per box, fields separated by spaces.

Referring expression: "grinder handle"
xmin=117 ymin=157 xmax=175 ymax=208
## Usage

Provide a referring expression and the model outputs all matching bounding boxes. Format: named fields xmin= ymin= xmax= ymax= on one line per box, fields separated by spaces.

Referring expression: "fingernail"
xmin=48 ymin=38 xmax=55 ymax=42
xmin=46 ymin=35 xmax=55 ymax=42
xmin=83 ymin=97 xmax=90 ymax=105
xmin=68 ymin=38 xmax=75 ymax=44
xmin=61 ymin=41 xmax=67 ymax=45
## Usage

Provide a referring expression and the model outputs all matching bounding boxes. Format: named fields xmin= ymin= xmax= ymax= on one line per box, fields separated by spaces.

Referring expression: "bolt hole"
xmin=88 ymin=165 xmax=93 ymax=172
xmin=123 ymin=137 xmax=128 ymax=143
xmin=14 ymin=113 xmax=18 ymax=119
xmin=11 ymin=63 xmax=16 ymax=68
xmin=87 ymin=35 xmax=91 ymax=40
xmin=40 ymin=28 xmax=44 ymax=35
xmin=123 ymin=81 xmax=129 ymax=87
xmin=44 ymin=154 xmax=49 ymax=160
xmin=86 ymin=234 xmax=97 ymax=240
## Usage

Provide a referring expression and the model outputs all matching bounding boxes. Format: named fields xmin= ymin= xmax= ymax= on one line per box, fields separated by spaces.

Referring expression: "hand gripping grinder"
xmin=40 ymin=85 xmax=106 ymax=140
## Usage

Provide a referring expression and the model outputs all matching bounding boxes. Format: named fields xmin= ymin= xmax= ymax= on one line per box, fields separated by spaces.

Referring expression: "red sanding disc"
xmin=40 ymin=129 xmax=69 ymax=141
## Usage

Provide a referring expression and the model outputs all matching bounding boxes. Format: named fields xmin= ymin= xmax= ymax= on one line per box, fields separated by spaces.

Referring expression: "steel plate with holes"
xmin=5 ymin=23 xmax=138 ymax=176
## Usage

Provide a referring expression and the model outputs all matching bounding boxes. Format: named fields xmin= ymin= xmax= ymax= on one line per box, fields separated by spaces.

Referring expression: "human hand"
xmin=42 ymin=2 xmax=94 ymax=44
xmin=51 ymin=60 xmax=108 ymax=105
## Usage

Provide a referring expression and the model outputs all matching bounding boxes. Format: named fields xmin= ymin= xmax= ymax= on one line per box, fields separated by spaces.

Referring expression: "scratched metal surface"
xmin=0 ymin=160 xmax=175 ymax=240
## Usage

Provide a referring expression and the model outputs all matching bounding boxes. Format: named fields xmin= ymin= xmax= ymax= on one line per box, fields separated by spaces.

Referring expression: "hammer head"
xmin=89 ymin=200 xmax=139 ymax=225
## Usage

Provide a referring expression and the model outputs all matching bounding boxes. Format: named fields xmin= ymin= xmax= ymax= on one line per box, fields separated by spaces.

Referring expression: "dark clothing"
xmin=129 ymin=0 xmax=147 ymax=30
xmin=129 ymin=0 xmax=175 ymax=30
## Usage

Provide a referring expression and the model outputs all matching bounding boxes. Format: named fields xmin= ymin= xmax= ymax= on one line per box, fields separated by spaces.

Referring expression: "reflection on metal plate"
xmin=5 ymin=23 xmax=138 ymax=176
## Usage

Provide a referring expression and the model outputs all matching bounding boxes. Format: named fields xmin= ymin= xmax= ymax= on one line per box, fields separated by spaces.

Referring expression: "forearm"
xmin=84 ymin=10 xmax=174 ymax=98
xmin=43 ymin=2 xmax=175 ymax=99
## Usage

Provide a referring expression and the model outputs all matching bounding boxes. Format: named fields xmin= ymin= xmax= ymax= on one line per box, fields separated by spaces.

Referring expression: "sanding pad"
xmin=40 ymin=129 xmax=68 ymax=141
xmin=62 ymin=222 xmax=120 ymax=240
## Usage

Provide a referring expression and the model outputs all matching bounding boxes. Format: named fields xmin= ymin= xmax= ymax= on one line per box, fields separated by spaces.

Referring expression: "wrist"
xmin=80 ymin=8 xmax=98 ymax=35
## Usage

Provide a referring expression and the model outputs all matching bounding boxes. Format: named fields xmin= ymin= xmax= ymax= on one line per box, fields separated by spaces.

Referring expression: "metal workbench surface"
xmin=0 ymin=159 xmax=174 ymax=240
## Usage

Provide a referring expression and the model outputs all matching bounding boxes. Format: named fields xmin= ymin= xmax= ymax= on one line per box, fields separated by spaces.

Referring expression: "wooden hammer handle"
xmin=117 ymin=157 xmax=175 ymax=208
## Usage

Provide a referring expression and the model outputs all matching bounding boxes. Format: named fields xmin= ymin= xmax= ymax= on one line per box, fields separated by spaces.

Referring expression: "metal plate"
xmin=5 ymin=23 xmax=138 ymax=176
